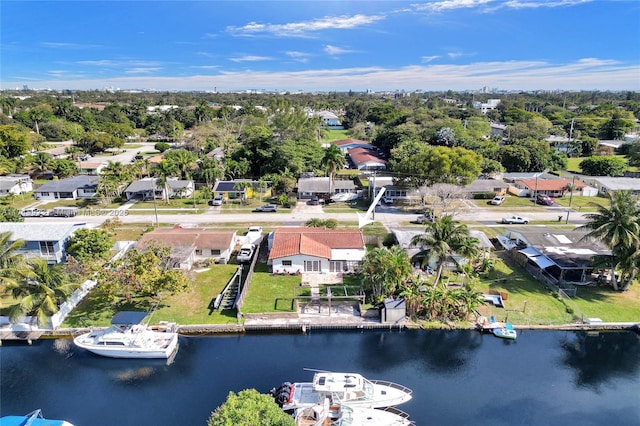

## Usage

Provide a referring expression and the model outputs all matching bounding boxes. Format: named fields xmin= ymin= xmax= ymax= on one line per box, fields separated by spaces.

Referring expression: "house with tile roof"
xmin=329 ymin=138 xmax=374 ymax=153
xmin=347 ymin=147 xmax=387 ymax=170
xmin=0 ymin=222 xmax=87 ymax=264
xmin=268 ymin=227 xmax=365 ymax=274
xmin=511 ymin=177 xmax=587 ymax=198
xmin=137 ymin=227 xmax=237 ymax=269
xmin=34 ymin=175 xmax=99 ymax=201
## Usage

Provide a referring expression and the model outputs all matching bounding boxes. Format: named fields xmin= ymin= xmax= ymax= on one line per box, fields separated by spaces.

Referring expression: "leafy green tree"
xmin=0 ymin=207 xmax=23 ymax=222
xmin=98 ymin=245 xmax=190 ymax=304
xmin=154 ymin=142 xmax=170 ymax=152
xmin=164 ymin=148 xmax=197 ymax=180
xmin=208 ymin=389 xmax=294 ymax=426
xmin=29 ymin=152 xmax=54 ymax=175
xmin=411 ymin=215 xmax=480 ymax=288
xmin=53 ymin=158 xmax=80 ymax=178
xmin=343 ymin=100 xmax=369 ymax=129
xmin=66 ymin=228 xmax=114 ymax=263
xmin=8 ymin=258 xmax=76 ymax=327
xmin=391 ymin=143 xmax=482 ymax=187
xmin=579 ymin=156 xmax=627 ymax=176
xmin=600 ymin=112 xmax=635 ymax=140
xmin=0 ymin=125 xmax=30 ymax=158
xmin=625 ymin=141 xmax=640 ymax=167
xmin=361 ymin=245 xmax=413 ymax=302
xmin=580 ymin=191 xmax=640 ymax=291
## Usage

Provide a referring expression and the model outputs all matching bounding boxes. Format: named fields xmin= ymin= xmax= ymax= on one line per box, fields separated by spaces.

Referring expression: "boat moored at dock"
xmin=0 ymin=409 xmax=74 ymax=426
xmin=73 ymin=311 xmax=178 ymax=359
xmin=271 ymin=370 xmax=413 ymax=412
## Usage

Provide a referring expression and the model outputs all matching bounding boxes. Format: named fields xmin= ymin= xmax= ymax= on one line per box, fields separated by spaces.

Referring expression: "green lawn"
xmin=240 ymin=264 xmax=300 ymax=313
xmin=323 ymin=129 xmax=351 ymax=142
xmin=0 ymin=193 xmax=36 ymax=209
xmin=553 ymin=195 xmax=608 ymax=211
xmin=565 ymin=155 xmax=639 ymax=173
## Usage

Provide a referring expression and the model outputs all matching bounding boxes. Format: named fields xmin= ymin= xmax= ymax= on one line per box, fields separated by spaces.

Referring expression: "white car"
xmin=501 ymin=215 xmax=529 ymax=224
xmin=490 ymin=196 xmax=506 ymax=205
xmin=210 ymin=195 xmax=223 ymax=206
xmin=237 ymin=244 xmax=255 ymax=263
xmin=246 ymin=226 xmax=263 ymax=244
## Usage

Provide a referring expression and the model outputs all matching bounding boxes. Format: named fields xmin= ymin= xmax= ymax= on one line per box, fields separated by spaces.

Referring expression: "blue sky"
xmin=1 ymin=0 xmax=639 ymax=92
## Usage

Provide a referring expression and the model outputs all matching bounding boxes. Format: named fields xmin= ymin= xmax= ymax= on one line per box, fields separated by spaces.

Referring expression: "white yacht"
xmin=73 ymin=311 xmax=178 ymax=359
xmin=272 ymin=370 xmax=413 ymax=411
xmin=295 ymin=400 xmax=414 ymax=426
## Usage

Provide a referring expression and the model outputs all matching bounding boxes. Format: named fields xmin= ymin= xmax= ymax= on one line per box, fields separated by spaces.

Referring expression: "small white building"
xmin=0 ymin=174 xmax=33 ymax=196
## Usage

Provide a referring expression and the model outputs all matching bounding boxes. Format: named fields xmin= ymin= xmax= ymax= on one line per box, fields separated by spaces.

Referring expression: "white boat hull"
xmin=295 ymin=404 xmax=413 ymax=426
xmin=74 ymin=328 xmax=179 ymax=359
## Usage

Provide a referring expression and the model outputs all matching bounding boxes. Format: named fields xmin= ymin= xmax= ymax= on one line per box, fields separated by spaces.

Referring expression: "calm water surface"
xmin=1 ymin=330 xmax=639 ymax=426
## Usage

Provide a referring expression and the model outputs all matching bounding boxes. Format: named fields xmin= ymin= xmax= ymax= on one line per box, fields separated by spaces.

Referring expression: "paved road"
xmin=26 ymin=202 xmax=589 ymax=230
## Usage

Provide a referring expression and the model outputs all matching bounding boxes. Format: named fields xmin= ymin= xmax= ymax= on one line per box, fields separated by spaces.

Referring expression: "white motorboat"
xmin=272 ymin=370 xmax=413 ymax=411
xmin=295 ymin=399 xmax=414 ymax=426
xmin=73 ymin=311 xmax=179 ymax=359
xmin=0 ymin=409 xmax=74 ymax=426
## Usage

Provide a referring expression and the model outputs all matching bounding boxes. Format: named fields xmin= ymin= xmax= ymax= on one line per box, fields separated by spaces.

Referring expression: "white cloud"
xmin=324 ymin=45 xmax=354 ymax=56
xmin=412 ymin=0 xmax=591 ymax=13
xmin=229 ymin=55 xmax=273 ymax=62
xmin=413 ymin=0 xmax=494 ymax=12
xmin=448 ymin=51 xmax=464 ymax=58
xmin=124 ymin=68 xmax=162 ymax=74
xmin=227 ymin=14 xmax=385 ymax=37
xmin=9 ymin=58 xmax=637 ymax=92
xmin=421 ymin=56 xmax=441 ymax=63
xmin=503 ymin=0 xmax=592 ymax=10
xmin=41 ymin=42 xmax=102 ymax=49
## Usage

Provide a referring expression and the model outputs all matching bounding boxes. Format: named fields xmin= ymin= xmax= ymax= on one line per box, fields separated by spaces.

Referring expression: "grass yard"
xmin=553 ymin=195 xmax=609 ymax=211
xmin=570 ymin=284 xmax=640 ymax=322
xmin=240 ymin=264 xmax=300 ymax=313
xmin=323 ymin=129 xmax=351 ymax=142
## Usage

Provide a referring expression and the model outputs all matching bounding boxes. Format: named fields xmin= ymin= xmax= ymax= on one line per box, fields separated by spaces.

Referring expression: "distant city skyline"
xmin=2 ymin=0 xmax=639 ymax=92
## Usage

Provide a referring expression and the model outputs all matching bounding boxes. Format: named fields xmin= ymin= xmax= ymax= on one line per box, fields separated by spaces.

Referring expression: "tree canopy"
xmin=208 ymin=389 xmax=294 ymax=426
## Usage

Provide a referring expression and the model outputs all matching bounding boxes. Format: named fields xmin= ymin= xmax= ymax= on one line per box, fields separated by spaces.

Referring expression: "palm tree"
xmin=361 ymin=246 xmax=413 ymax=302
xmin=411 ymin=215 xmax=480 ymax=288
xmin=165 ymin=149 xmax=197 ymax=180
xmin=29 ymin=152 xmax=54 ymax=174
xmin=0 ymin=231 xmax=29 ymax=287
xmin=579 ymin=190 xmax=640 ymax=290
xmin=321 ymin=145 xmax=345 ymax=195
xmin=153 ymin=160 xmax=179 ymax=204
xmin=8 ymin=258 xmax=76 ymax=327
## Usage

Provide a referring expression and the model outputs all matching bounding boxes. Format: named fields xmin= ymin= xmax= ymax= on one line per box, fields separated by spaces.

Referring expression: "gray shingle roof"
xmin=35 ymin=175 xmax=98 ymax=193
xmin=0 ymin=222 xmax=84 ymax=241
xmin=297 ymin=177 xmax=356 ymax=193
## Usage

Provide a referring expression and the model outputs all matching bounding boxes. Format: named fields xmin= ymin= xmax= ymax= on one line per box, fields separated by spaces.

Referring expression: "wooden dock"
xmin=0 ymin=328 xmax=45 ymax=345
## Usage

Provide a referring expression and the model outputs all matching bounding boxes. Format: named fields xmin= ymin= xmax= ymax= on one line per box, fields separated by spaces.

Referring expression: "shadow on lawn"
xmin=274 ymin=298 xmax=294 ymax=311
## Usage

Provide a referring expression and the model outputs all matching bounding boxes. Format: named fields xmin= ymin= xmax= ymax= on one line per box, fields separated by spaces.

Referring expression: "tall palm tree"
xmin=8 ymin=258 xmax=76 ymax=327
xmin=411 ymin=215 xmax=480 ymax=288
xmin=321 ymin=145 xmax=345 ymax=195
xmin=165 ymin=149 xmax=197 ymax=180
xmin=153 ymin=160 xmax=178 ymax=204
xmin=361 ymin=245 xmax=413 ymax=302
xmin=579 ymin=190 xmax=640 ymax=290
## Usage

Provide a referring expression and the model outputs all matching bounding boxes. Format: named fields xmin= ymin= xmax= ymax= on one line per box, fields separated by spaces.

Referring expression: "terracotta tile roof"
xmin=347 ymin=147 xmax=386 ymax=165
xmin=268 ymin=227 xmax=364 ymax=260
xmin=137 ymin=228 xmax=236 ymax=250
xmin=517 ymin=178 xmax=585 ymax=191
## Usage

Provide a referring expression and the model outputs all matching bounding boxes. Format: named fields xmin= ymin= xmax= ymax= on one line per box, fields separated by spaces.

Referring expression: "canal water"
xmin=1 ymin=330 xmax=639 ymax=426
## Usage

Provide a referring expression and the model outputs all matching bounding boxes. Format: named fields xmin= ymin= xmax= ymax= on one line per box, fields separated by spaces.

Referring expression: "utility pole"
xmin=565 ymin=175 xmax=576 ymax=224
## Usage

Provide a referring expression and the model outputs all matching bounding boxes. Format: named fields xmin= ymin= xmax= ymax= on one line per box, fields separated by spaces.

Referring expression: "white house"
xmin=34 ymin=175 xmax=98 ymax=201
xmin=473 ymin=99 xmax=501 ymax=114
xmin=124 ymin=177 xmax=194 ymax=200
xmin=0 ymin=222 xmax=86 ymax=264
xmin=0 ymin=174 xmax=33 ymax=196
xmin=268 ymin=227 xmax=365 ymax=274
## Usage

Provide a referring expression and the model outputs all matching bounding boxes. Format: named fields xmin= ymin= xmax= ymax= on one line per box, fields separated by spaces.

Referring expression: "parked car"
xmin=209 ymin=195 xmax=224 ymax=206
xmin=412 ymin=212 xmax=434 ymax=224
xmin=490 ymin=196 xmax=506 ymax=205
xmin=308 ymin=196 xmax=319 ymax=206
xmin=20 ymin=208 xmax=49 ymax=217
xmin=501 ymin=215 xmax=529 ymax=224
xmin=536 ymin=194 xmax=554 ymax=205
xmin=382 ymin=196 xmax=394 ymax=205
xmin=253 ymin=204 xmax=278 ymax=212
xmin=246 ymin=226 xmax=263 ymax=244
xmin=236 ymin=244 xmax=256 ymax=263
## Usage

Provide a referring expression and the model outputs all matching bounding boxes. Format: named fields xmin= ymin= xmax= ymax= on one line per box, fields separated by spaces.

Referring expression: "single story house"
xmin=577 ymin=177 xmax=640 ymax=195
xmin=490 ymin=122 xmax=507 ymax=136
xmin=347 ymin=147 xmax=387 ymax=171
xmin=510 ymin=178 xmax=587 ymax=198
xmin=77 ymin=161 xmax=107 ymax=175
xmin=0 ymin=174 xmax=33 ymax=196
xmin=137 ymin=227 xmax=237 ymax=269
xmin=212 ymin=179 xmax=271 ymax=201
xmin=297 ymin=177 xmax=357 ymax=200
xmin=124 ymin=178 xmax=194 ymax=200
xmin=0 ymin=222 xmax=86 ymax=264
xmin=496 ymin=228 xmax=611 ymax=285
xmin=316 ymin=111 xmax=343 ymax=129
xmin=329 ymin=138 xmax=374 ymax=153
xmin=463 ymin=179 xmax=509 ymax=196
xmin=268 ymin=227 xmax=365 ymax=274
xmin=34 ymin=175 xmax=99 ymax=201
xmin=369 ymin=176 xmax=420 ymax=201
